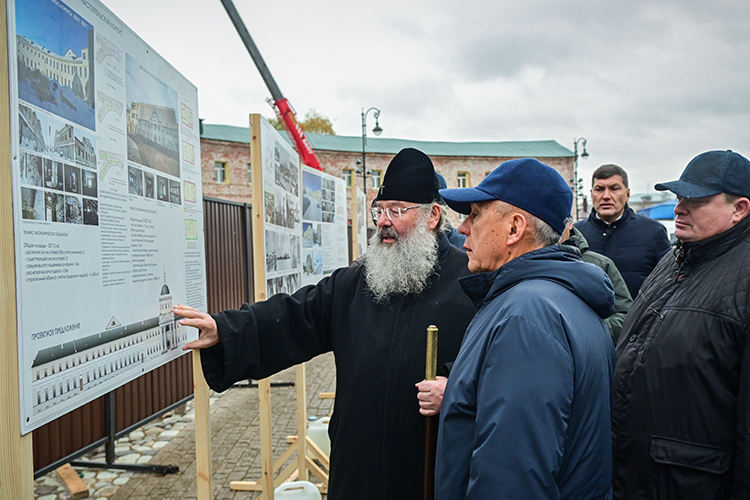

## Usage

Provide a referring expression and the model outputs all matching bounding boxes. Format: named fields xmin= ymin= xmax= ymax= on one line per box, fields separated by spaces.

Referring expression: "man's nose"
xmin=674 ymin=199 xmax=688 ymax=215
xmin=376 ymin=211 xmax=392 ymax=227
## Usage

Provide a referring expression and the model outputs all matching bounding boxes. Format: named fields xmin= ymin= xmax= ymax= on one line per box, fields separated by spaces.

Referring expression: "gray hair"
xmin=416 ymin=203 xmax=448 ymax=234
xmin=492 ymin=200 xmax=561 ymax=247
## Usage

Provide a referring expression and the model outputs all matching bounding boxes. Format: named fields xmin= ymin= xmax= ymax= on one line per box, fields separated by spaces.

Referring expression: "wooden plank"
xmin=318 ymin=392 xmax=335 ymax=399
xmin=55 ymin=464 xmax=89 ymax=499
xmin=0 ymin=0 xmax=35 ymax=496
xmin=295 ymin=364 xmax=308 ymax=481
xmin=192 ymin=350 xmax=213 ymax=500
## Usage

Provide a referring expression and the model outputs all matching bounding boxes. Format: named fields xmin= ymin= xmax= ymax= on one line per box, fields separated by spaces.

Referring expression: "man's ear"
xmin=732 ymin=197 xmax=750 ymax=223
xmin=507 ymin=212 xmax=527 ymax=246
xmin=428 ymin=204 xmax=441 ymax=231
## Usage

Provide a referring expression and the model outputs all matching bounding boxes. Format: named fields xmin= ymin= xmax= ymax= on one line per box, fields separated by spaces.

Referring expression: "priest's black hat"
xmin=376 ymin=148 xmax=440 ymax=203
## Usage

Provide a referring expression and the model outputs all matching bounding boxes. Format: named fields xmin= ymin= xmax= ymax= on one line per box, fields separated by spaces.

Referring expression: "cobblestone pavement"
xmin=34 ymin=352 xmax=336 ymax=500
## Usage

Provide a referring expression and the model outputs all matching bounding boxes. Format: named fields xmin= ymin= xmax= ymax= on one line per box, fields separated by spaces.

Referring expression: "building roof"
xmin=201 ymin=123 xmax=574 ymax=158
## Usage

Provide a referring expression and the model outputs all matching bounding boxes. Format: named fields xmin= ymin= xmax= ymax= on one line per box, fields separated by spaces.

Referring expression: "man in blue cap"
xmin=435 ymin=158 xmax=615 ymax=499
xmin=612 ymin=150 xmax=750 ymax=499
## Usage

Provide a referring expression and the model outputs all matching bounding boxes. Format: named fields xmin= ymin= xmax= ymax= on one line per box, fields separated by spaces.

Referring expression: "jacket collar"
xmin=678 ymin=215 xmax=750 ymax=266
xmin=588 ymin=204 xmax=635 ymax=229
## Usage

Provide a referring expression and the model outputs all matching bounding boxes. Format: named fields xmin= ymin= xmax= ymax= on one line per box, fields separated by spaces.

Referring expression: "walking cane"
xmin=423 ymin=325 xmax=438 ymax=500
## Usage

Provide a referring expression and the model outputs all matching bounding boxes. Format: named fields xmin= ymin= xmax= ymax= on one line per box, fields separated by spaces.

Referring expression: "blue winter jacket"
xmin=436 ymin=246 xmax=616 ymax=500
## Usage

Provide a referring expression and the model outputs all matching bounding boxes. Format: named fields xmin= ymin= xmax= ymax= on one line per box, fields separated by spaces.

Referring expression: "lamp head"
xmin=372 ymin=122 xmax=383 ymax=136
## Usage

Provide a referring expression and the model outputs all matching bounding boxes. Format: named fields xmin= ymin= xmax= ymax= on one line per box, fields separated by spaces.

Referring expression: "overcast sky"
xmin=103 ymin=0 xmax=750 ymax=196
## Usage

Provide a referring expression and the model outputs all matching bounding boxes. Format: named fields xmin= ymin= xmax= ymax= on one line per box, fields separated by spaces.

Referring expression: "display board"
xmin=301 ymin=164 xmax=349 ymax=286
xmin=356 ymin=186 xmax=367 ymax=258
xmin=258 ymin=116 xmax=302 ymax=298
xmin=7 ymin=0 xmax=205 ymax=433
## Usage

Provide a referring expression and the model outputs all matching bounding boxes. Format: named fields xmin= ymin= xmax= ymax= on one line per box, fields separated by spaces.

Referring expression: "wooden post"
xmin=193 ymin=350 xmax=213 ymax=499
xmin=295 ymin=364 xmax=308 ymax=481
xmin=0 ymin=0 xmax=35 ymax=496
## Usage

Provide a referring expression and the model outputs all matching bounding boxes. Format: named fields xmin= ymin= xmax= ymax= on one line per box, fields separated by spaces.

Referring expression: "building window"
xmin=247 ymin=163 xmax=252 ymax=184
xmin=457 ymin=172 xmax=469 ymax=188
xmin=371 ymin=170 xmax=382 ymax=189
xmin=214 ymin=161 xmax=227 ymax=183
xmin=343 ymin=169 xmax=353 ymax=187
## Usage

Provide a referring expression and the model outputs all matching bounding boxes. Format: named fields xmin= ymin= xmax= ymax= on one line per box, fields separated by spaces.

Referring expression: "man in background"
xmin=575 ymin=164 xmax=671 ymax=297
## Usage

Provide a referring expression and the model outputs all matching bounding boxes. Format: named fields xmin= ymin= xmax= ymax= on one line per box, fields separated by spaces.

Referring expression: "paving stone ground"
xmin=34 ymin=352 xmax=336 ymax=500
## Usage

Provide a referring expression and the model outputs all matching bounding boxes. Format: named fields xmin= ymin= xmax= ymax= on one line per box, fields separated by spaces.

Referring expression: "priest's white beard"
xmin=364 ymin=213 xmax=439 ymax=304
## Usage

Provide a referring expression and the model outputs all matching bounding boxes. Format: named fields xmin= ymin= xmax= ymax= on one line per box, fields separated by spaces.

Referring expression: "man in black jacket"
xmin=612 ymin=150 xmax=750 ymax=499
xmin=575 ymin=164 xmax=671 ymax=298
xmin=175 ymin=148 xmax=476 ymax=500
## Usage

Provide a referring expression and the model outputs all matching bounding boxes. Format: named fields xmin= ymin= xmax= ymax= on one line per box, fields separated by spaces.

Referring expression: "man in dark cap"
xmin=435 ymin=158 xmax=615 ymax=499
xmin=175 ymin=148 xmax=475 ymax=500
xmin=612 ymin=150 xmax=750 ymax=499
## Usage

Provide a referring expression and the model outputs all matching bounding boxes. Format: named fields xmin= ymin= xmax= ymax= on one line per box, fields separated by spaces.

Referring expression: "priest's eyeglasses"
xmin=371 ymin=205 xmax=420 ymax=223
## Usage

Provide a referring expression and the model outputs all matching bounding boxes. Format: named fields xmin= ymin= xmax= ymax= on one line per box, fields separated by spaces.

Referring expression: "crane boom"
xmin=219 ymin=0 xmax=323 ymax=171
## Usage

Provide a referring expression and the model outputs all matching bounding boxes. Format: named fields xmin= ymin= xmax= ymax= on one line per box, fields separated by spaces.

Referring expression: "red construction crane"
xmin=219 ymin=0 xmax=323 ymax=171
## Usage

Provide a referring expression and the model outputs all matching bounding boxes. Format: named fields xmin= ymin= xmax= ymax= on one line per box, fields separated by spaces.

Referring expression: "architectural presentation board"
xmin=356 ymin=186 xmax=367 ymax=258
xmin=301 ymin=164 xmax=349 ymax=287
xmin=259 ymin=115 xmax=303 ymax=297
xmin=7 ymin=0 xmax=206 ymax=434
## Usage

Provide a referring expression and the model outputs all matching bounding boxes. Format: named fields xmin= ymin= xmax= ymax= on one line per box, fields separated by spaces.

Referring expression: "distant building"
xmin=54 ymin=124 xmax=75 ymax=161
xmin=16 ymin=35 xmax=91 ymax=102
xmin=199 ymin=123 xmax=576 ymax=227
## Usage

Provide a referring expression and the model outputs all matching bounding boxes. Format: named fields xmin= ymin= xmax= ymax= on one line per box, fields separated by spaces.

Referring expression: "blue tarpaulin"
xmin=638 ymin=200 xmax=677 ymax=220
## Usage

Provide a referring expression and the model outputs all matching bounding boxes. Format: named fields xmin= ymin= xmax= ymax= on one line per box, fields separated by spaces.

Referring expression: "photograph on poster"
xmin=19 ymin=104 xmax=47 ymax=154
xmin=264 ymin=189 xmax=275 ymax=224
xmin=15 ymin=0 xmax=95 ymax=130
xmin=74 ymin=128 xmax=97 ymax=170
xmin=303 ymin=249 xmax=323 ymax=276
xmin=44 ymin=159 xmax=64 ymax=191
xmin=64 ymin=195 xmax=82 ymax=224
xmin=125 ymin=53 xmax=180 ymax=177
xmin=82 ymin=198 xmax=99 ymax=226
xmin=128 ymin=166 xmax=143 ymax=196
xmin=82 ymin=169 xmax=98 ymax=198
xmin=21 ymin=187 xmax=44 ymax=220
xmin=20 ymin=153 xmax=43 ymax=187
xmin=143 ymin=172 xmax=155 ymax=198
xmin=302 ymin=222 xmax=322 ymax=248
xmin=273 ymin=142 xmax=298 ymax=196
xmin=169 ymin=179 xmax=181 ymax=205
xmin=156 ymin=175 xmax=169 ymax=201
xmin=64 ymin=164 xmax=81 ymax=194
xmin=48 ymin=116 xmax=74 ymax=162
xmin=302 ymin=170 xmax=322 ymax=222
xmin=45 ymin=192 xmax=65 ymax=222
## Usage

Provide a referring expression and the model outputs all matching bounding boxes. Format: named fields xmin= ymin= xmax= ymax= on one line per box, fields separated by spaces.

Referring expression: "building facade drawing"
xmin=16 ymin=35 xmax=91 ymax=102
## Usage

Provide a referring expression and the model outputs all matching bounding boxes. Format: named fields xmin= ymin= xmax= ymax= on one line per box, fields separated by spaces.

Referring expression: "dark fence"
xmin=33 ymin=197 xmax=254 ymax=476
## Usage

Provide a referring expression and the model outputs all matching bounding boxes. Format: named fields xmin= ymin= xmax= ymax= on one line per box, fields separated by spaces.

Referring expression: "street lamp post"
xmin=572 ymin=137 xmax=589 ymax=221
xmin=360 ymin=107 xmax=382 ymax=227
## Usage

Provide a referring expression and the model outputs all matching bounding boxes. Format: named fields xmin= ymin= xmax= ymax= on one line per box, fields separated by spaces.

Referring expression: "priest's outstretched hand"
xmin=176 ymin=304 xmax=221 ymax=350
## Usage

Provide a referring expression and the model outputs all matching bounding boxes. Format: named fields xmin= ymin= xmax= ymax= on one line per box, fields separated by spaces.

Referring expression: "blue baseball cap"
xmin=439 ymin=158 xmax=573 ymax=235
xmin=655 ymin=150 xmax=750 ymax=199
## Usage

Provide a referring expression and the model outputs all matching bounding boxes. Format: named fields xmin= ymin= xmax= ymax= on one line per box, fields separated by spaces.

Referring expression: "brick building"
xmin=200 ymin=123 xmax=576 ymax=226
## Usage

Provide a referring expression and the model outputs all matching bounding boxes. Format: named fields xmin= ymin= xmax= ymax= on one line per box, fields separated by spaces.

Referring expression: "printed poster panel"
xmin=301 ymin=165 xmax=349 ymax=286
xmin=259 ymin=116 xmax=302 ymax=298
xmin=356 ymin=186 xmax=367 ymax=259
xmin=8 ymin=0 xmax=207 ymax=433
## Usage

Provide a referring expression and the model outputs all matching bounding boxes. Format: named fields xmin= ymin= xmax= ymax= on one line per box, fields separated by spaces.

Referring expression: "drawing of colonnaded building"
xmin=16 ymin=35 xmax=92 ymax=104
xmin=127 ymin=102 xmax=179 ymax=156
xmin=30 ymin=277 xmax=186 ymax=416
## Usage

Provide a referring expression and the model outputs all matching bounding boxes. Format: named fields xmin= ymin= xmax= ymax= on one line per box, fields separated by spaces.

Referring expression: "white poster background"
xmin=258 ymin=116 xmax=302 ymax=297
xmin=356 ymin=186 xmax=367 ymax=259
xmin=301 ymin=165 xmax=349 ymax=287
xmin=8 ymin=0 xmax=206 ymax=433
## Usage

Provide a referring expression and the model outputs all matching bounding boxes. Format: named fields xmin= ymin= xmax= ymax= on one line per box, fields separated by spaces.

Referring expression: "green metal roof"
xmin=201 ymin=123 xmax=574 ymax=158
